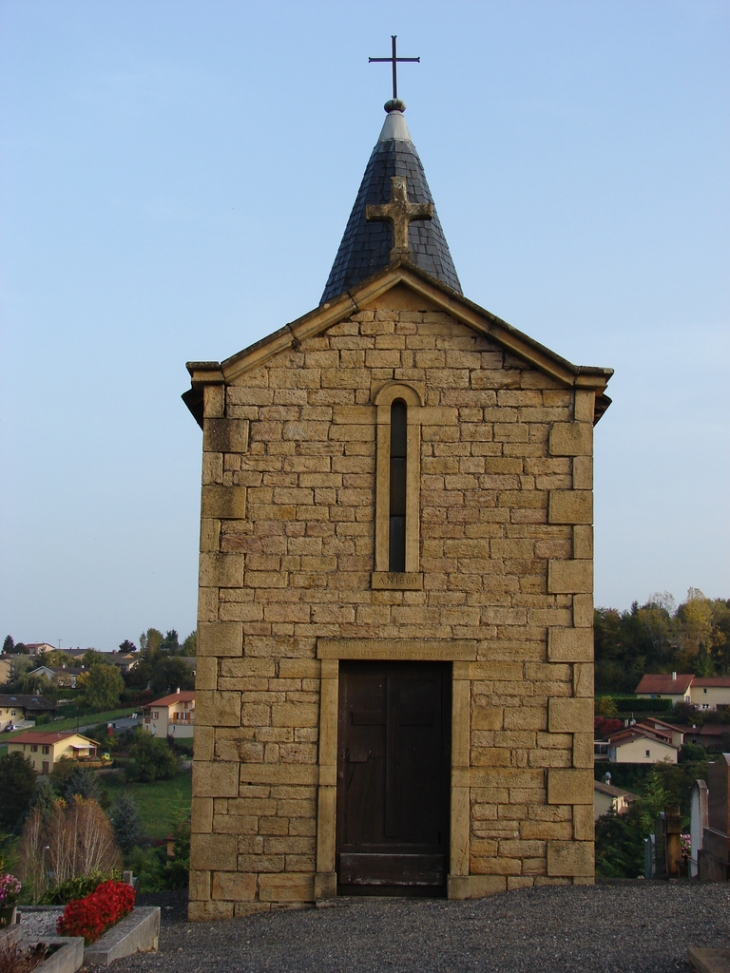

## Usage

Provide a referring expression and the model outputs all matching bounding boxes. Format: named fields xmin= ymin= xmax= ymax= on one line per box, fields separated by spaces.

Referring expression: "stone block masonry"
xmin=187 ymin=277 xmax=609 ymax=918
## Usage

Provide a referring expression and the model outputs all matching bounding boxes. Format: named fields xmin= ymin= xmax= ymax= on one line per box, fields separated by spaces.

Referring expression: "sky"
xmin=1 ymin=0 xmax=728 ymax=651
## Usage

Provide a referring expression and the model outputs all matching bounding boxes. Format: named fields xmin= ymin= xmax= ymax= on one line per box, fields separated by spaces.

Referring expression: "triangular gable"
xmin=184 ymin=260 xmax=612 ymax=427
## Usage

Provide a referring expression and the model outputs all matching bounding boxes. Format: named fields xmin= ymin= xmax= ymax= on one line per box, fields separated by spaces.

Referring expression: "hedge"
xmin=613 ymin=697 xmax=672 ymax=713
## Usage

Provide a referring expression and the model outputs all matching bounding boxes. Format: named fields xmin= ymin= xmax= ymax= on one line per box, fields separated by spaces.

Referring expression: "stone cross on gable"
xmin=366 ymin=176 xmax=433 ymax=261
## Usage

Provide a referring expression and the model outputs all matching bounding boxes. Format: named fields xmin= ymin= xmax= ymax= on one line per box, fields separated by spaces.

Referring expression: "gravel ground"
xmin=16 ymin=907 xmax=63 ymax=942
xmin=78 ymin=882 xmax=729 ymax=973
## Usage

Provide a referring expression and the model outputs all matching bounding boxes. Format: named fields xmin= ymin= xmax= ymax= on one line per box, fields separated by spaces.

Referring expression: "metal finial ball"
xmin=384 ymin=98 xmax=406 ymax=113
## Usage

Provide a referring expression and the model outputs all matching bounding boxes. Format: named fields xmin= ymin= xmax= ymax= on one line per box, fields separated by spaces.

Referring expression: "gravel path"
xmin=80 ymin=882 xmax=728 ymax=973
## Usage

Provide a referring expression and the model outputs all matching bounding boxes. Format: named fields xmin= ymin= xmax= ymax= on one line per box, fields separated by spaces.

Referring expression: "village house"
xmin=27 ymin=665 xmax=85 ymax=688
xmin=183 ymin=91 xmax=612 ymax=917
xmin=59 ymin=649 xmax=140 ymax=673
xmin=635 ymin=672 xmax=730 ymax=712
xmin=637 ymin=716 xmax=685 ymax=748
xmin=691 ymin=677 xmax=730 ymax=712
xmin=141 ymin=691 xmax=195 ymax=739
xmin=21 ymin=643 xmax=56 ymax=658
xmin=635 ymin=673 xmax=693 ymax=706
xmin=605 ymin=725 xmax=678 ymax=764
xmin=593 ymin=780 xmax=636 ymax=820
xmin=7 ymin=731 xmax=99 ymax=774
xmin=0 ymin=694 xmax=57 ymax=731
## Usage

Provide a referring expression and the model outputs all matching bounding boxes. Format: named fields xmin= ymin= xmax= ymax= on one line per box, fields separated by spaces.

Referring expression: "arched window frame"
xmin=372 ymin=382 xmax=423 ymax=589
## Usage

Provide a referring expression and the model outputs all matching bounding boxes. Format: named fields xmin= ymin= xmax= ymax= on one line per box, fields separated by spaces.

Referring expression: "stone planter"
xmin=0 ymin=924 xmax=84 ymax=973
xmin=33 ymin=938 xmax=85 ymax=973
xmin=13 ymin=906 xmax=158 ymax=969
xmin=83 ymin=907 xmax=160 ymax=967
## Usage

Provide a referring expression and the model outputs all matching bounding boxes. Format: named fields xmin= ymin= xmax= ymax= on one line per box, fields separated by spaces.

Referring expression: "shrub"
xmin=57 ymin=879 xmax=135 ymax=943
xmin=126 ymin=732 xmax=179 ymax=783
xmin=613 ymin=697 xmax=672 ymax=714
xmin=162 ymin=820 xmax=190 ymax=891
xmin=110 ymin=795 xmax=143 ymax=856
xmin=595 ymin=696 xmax=618 ymax=717
xmin=43 ymin=870 xmax=120 ymax=905
xmin=58 ymin=768 xmax=103 ymax=804
xmin=0 ymin=752 xmax=37 ymax=833
xmin=0 ymin=941 xmax=51 ymax=973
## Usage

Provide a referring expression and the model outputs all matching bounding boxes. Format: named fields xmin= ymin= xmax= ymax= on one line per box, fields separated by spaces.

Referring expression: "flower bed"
xmin=56 ymin=882 xmax=135 ymax=945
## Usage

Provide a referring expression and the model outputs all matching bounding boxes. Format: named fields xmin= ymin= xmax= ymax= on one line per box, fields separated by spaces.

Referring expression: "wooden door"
xmin=336 ymin=661 xmax=451 ymax=895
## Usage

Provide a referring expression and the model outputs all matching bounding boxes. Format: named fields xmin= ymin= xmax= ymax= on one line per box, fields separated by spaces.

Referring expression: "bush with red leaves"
xmin=56 ymin=880 xmax=135 ymax=944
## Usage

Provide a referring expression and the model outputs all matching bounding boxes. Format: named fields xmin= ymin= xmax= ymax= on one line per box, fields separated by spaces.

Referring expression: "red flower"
xmin=57 ymin=881 xmax=136 ymax=944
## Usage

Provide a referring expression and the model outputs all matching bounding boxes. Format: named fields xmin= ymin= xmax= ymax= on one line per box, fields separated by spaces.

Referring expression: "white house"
xmin=690 ymin=677 xmax=730 ymax=712
xmin=606 ymin=726 xmax=679 ymax=764
xmin=594 ymin=781 xmax=637 ymax=820
xmin=141 ymin=691 xmax=195 ymax=739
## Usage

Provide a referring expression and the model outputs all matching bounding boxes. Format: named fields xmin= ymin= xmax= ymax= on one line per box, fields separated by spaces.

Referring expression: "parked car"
xmin=2 ymin=723 xmax=14 ymax=732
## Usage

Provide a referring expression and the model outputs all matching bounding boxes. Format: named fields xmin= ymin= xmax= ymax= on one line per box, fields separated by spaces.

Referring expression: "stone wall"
xmin=189 ymin=297 xmax=596 ymax=918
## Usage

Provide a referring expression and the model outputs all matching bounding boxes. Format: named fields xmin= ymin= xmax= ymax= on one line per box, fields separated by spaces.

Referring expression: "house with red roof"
xmin=635 ymin=672 xmax=730 ymax=712
xmin=606 ymin=725 xmax=679 ymax=764
xmin=141 ymin=691 xmax=195 ymax=739
xmin=635 ymin=673 xmax=694 ymax=705
xmin=691 ymin=677 xmax=730 ymax=712
xmin=7 ymin=730 xmax=99 ymax=774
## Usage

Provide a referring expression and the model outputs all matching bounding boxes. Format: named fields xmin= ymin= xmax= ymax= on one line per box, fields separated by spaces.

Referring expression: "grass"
xmin=103 ymin=769 xmax=192 ymax=839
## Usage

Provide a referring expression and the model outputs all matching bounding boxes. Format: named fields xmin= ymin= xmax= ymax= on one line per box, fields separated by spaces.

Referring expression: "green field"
xmin=102 ymin=769 xmax=192 ymax=839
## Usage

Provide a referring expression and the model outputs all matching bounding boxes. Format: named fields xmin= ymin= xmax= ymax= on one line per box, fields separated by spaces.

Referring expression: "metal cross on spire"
xmin=366 ymin=176 xmax=433 ymax=262
xmin=369 ymin=35 xmax=420 ymax=103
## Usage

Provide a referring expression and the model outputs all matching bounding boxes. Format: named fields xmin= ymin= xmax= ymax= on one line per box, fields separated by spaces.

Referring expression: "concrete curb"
xmin=83 ymin=907 xmax=160 ymax=967
xmin=37 ymin=938 xmax=85 ymax=973
xmin=688 ymin=948 xmax=730 ymax=973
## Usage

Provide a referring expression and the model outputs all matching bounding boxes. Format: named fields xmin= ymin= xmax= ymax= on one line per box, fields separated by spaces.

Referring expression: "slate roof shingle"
xmin=321 ymin=110 xmax=461 ymax=303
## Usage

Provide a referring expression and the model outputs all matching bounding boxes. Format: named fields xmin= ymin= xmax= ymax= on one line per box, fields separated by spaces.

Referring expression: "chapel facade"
xmin=183 ymin=96 xmax=612 ymax=919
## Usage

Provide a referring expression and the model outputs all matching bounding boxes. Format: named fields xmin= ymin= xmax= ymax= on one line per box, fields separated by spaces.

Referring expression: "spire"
xmin=320 ymin=101 xmax=462 ymax=304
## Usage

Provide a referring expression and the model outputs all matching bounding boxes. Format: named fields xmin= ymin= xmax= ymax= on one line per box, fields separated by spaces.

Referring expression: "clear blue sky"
xmin=1 ymin=0 xmax=728 ymax=651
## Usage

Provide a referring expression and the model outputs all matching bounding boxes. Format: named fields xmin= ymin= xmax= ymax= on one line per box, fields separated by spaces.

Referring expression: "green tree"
xmin=139 ymin=629 xmax=163 ymax=655
xmin=2 ymin=635 xmax=14 ymax=654
xmin=110 ymin=794 xmax=143 ymax=855
xmin=595 ymin=808 xmax=645 ymax=878
xmin=150 ymin=656 xmax=194 ymax=696
xmin=81 ymin=649 xmax=109 ymax=668
xmin=19 ymin=672 xmax=58 ymax=701
xmin=0 ymin=751 xmax=37 ymax=832
xmin=160 ymin=629 xmax=180 ymax=653
xmin=181 ymin=631 xmax=196 ymax=656
xmin=162 ymin=818 xmax=190 ymax=890
xmin=633 ymin=767 xmax=670 ymax=834
xmin=43 ymin=650 xmax=75 ymax=666
xmin=595 ymin=696 xmax=618 ymax=717
xmin=30 ymin=776 xmax=57 ymax=819
xmin=119 ymin=639 xmax=137 ymax=654
xmin=81 ymin=664 xmax=124 ymax=710
xmin=127 ymin=731 xmax=179 ymax=783
xmin=59 ymin=767 xmax=103 ymax=804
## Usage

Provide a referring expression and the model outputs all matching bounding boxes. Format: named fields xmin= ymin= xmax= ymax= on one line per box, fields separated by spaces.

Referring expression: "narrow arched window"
xmin=389 ymin=399 xmax=407 ymax=572
xmin=372 ymin=382 xmax=422 ymax=589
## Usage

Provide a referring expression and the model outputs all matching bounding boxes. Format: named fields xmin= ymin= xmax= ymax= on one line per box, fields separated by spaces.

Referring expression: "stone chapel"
xmin=183 ymin=89 xmax=613 ymax=919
